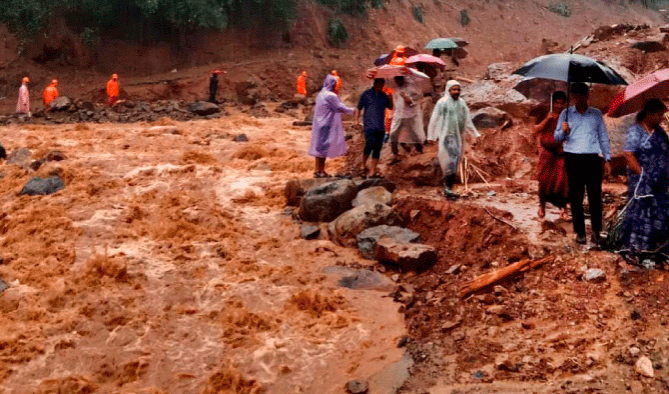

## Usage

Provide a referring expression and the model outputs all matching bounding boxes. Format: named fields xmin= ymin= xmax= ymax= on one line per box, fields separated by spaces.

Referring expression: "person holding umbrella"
xmin=554 ymin=82 xmax=611 ymax=246
xmin=308 ymin=74 xmax=355 ymax=178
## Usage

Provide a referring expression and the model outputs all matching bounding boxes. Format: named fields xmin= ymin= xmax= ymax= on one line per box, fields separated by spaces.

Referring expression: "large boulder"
xmin=285 ymin=178 xmax=339 ymax=206
xmin=50 ymin=96 xmax=72 ymax=111
xmin=484 ymin=63 xmax=514 ymax=81
xmin=20 ymin=176 xmax=65 ymax=196
xmin=462 ymin=81 xmax=539 ymax=119
xmin=357 ymin=225 xmax=421 ymax=260
xmin=471 ymin=107 xmax=512 ymax=129
xmin=630 ymin=34 xmax=669 ymax=52
xmin=386 ymin=143 xmax=442 ymax=187
xmin=7 ymin=147 xmax=32 ymax=168
xmin=354 ymin=178 xmax=397 ymax=193
xmin=374 ymin=238 xmax=437 ymax=272
xmin=352 ymin=186 xmax=393 ymax=207
xmin=328 ymin=203 xmax=402 ymax=247
xmin=513 ymin=78 xmax=568 ymax=103
xmin=189 ymin=101 xmax=220 ymax=116
xmin=299 ymin=180 xmax=359 ymax=222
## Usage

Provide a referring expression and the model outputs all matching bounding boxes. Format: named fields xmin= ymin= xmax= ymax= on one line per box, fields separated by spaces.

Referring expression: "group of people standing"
xmin=15 ymin=74 xmax=121 ymax=115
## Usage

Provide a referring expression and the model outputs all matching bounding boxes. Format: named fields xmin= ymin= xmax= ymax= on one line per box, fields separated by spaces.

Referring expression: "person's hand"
xmin=547 ymin=111 xmax=559 ymax=121
xmin=354 ymin=122 xmax=363 ymax=131
xmin=562 ymin=121 xmax=571 ymax=135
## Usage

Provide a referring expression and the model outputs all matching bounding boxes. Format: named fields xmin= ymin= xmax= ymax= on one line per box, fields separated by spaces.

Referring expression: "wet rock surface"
xmin=20 ymin=176 xmax=65 ymax=196
xmin=299 ymin=179 xmax=359 ymax=222
xmin=357 ymin=225 xmax=421 ymax=260
xmin=328 ymin=203 xmax=402 ymax=247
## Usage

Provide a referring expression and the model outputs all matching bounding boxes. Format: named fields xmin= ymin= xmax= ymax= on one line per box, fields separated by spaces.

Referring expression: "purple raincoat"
xmin=308 ymin=75 xmax=354 ymax=158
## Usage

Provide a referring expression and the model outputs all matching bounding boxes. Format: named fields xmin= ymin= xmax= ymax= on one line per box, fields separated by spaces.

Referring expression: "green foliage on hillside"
xmin=0 ymin=0 xmax=298 ymax=44
xmin=327 ymin=18 xmax=348 ymax=47
xmin=316 ymin=0 xmax=384 ymax=16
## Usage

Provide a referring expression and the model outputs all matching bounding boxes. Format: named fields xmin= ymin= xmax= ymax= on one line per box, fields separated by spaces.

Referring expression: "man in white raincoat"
xmin=427 ymin=80 xmax=480 ymax=199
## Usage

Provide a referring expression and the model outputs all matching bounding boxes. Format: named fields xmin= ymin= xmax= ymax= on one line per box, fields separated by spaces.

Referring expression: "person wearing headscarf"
xmin=331 ymin=70 xmax=342 ymax=95
xmin=296 ymin=71 xmax=308 ymax=96
xmin=16 ymin=77 xmax=30 ymax=115
xmin=427 ymin=80 xmax=480 ymax=199
xmin=43 ymin=79 xmax=59 ymax=109
xmin=308 ymin=74 xmax=355 ymax=178
xmin=107 ymin=74 xmax=120 ymax=106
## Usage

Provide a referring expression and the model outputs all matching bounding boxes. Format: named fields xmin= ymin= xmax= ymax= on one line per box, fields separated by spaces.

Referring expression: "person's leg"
xmin=314 ymin=157 xmax=326 ymax=177
xmin=565 ymin=153 xmax=586 ymax=242
xmin=370 ymin=129 xmax=384 ymax=176
xmin=443 ymin=173 xmax=459 ymax=199
xmin=362 ymin=130 xmax=374 ymax=177
xmin=538 ymin=197 xmax=546 ymax=219
xmin=585 ymin=155 xmax=604 ymax=241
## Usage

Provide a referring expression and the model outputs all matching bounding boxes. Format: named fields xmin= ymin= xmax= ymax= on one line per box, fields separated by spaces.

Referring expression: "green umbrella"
xmin=425 ymin=38 xmax=458 ymax=50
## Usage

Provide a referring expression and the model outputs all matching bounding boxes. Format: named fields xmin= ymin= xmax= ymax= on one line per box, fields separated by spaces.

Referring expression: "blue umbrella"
xmin=374 ymin=54 xmax=389 ymax=66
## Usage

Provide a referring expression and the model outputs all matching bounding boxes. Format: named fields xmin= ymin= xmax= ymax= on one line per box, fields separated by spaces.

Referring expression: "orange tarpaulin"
xmin=296 ymin=71 xmax=307 ymax=96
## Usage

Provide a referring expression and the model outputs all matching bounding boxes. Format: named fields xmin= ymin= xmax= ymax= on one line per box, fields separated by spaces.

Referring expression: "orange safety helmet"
xmin=301 ymin=70 xmax=307 ymax=76
xmin=112 ymin=74 xmax=119 ymax=80
xmin=395 ymin=45 xmax=406 ymax=54
xmin=51 ymin=79 xmax=58 ymax=86
xmin=22 ymin=77 xmax=30 ymax=84
xmin=331 ymin=70 xmax=338 ymax=76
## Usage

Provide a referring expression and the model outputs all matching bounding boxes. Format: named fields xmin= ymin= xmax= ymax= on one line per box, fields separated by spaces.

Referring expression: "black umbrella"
xmin=513 ymin=52 xmax=627 ymax=119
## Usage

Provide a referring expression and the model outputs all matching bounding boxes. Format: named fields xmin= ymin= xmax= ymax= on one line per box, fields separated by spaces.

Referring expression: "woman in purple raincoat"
xmin=308 ymin=74 xmax=355 ymax=177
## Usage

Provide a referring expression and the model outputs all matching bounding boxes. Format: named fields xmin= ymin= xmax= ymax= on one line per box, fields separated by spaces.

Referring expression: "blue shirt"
xmin=554 ymin=106 xmax=611 ymax=161
xmin=357 ymin=88 xmax=392 ymax=131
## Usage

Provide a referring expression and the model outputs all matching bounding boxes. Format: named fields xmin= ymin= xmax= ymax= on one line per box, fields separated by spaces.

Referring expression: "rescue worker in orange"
xmin=43 ymin=79 xmax=59 ymax=110
xmin=389 ymin=45 xmax=408 ymax=66
xmin=297 ymin=71 xmax=308 ymax=96
xmin=107 ymin=74 xmax=120 ymax=106
xmin=332 ymin=70 xmax=342 ymax=95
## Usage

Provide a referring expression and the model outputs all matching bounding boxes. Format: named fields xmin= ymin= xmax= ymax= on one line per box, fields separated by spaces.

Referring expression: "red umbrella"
xmin=405 ymin=54 xmax=446 ymax=68
xmin=607 ymin=69 xmax=669 ymax=117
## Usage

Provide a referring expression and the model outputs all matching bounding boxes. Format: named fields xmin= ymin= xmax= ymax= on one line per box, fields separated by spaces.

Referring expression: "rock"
xmin=76 ymin=100 xmax=95 ymax=111
xmin=20 ymin=176 xmax=65 ymax=196
xmin=0 ymin=277 xmax=6 ymax=294
xmin=446 ymin=264 xmax=461 ymax=274
xmin=540 ymin=37 xmax=561 ymax=54
xmin=7 ymin=147 xmax=32 ymax=167
xmin=386 ymin=143 xmax=442 ymax=187
xmin=472 ymin=107 xmax=512 ymax=129
xmin=462 ymin=81 xmax=539 ymax=119
xmin=44 ymin=150 xmax=66 ymax=162
xmin=188 ymin=101 xmax=220 ymax=116
xmin=631 ymin=34 xmax=669 ymax=52
xmin=149 ymin=126 xmax=180 ymax=134
xmin=233 ymin=134 xmax=249 ymax=142
xmin=328 ymin=204 xmax=402 ymax=247
xmin=630 ymin=347 xmax=641 ymax=357
xmin=0 ymin=143 xmax=6 ymax=160
xmin=635 ymin=356 xmax=654 ymax=378
xmin=300 ymin=224 xmax=320 ymax=240
xmin=284 ymin=178 xmax=335 ymax=206
xmin=353 ymin=186 xmax=393 ymax=207
xmin=299 ymin=179 xmax=359 ymax=222
xmin=50 ymin=96 xmax=72 ymax=111
xmin=292 ymin=121 xmax=312 ymax=126
xmin=661 ymin=25 xmax=669 ymax=33
xmin=334 ymin=268 xmax=395 ymax=291
xmin=345 ymin=380 xmax=369 ymax=394
xmin=485 ymin=62 xmax=514 ymax=81
xmin=584 ymin=268 xmax=606 ymax=283
xmin=357 ymin=225 xmax=421 ymax=259
xmin=354 ymin=178 xmax=396 ymax=193
xmin=374 ymin=239 xmax=437 ymax=271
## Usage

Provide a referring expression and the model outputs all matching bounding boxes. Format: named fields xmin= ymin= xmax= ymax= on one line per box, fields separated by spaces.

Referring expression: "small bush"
xmin=327 ymin=18 xmax=348 ymax=47
xmin=371 ymin=0 xmax=385 ymax=8
xmin=547 ymin=2 xmax=572 ymax=17
xmin=460 ymin=10 xmax=470 ymax=26
xmin=412 ymin=6 xmax=424 ymax=23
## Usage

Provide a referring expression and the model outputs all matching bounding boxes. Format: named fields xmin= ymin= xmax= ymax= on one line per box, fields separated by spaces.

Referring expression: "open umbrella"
xmin=379 ymin=47 xmax=420 ymax=65
xmin=405 ymin=54 xmax=446 ymax=68
xmin=425 ymin=38 xmax=458 ymax=50
xmin=374 ymin=54 xmax=389 ymax=66
xmin=607 ymin=69 xmax=669 ymax=117
xmin=513 ymin=53 xmax=627 ymax=85
xmin=367 ymin=65 xmax=432 ymax=93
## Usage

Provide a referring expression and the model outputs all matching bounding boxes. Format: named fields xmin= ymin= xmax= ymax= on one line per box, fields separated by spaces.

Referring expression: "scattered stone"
xmin=335 ymin=269 xmax=395 ymax=291
xmin=50 ymin=96 xmax=73 ymax=111
xmin=521 ymin=321 xmax=536 ymax=330
xmin=631 ymin=309 xmax=642 ymax=320
xmin=486 ymin=191 xmax=497 ymax=197
xmin=584 ymin=268 xmax=606 ymax=283
xmin=441 ymin=318 xmax=461 ymax=331
xmin=20 ymin=176 xmax=65 ymax=196
xmin=446 ymin=264 xmax=461 ymax=274
xmin=345 ymin=380 xmax=369 ymax=394
xmin=462 ymin=81 xmax=539 ymax=118
xmin=472 ymin=107 xmax=512 ymax=129
xmin=0 ymin=277 xmax=7 ymax=294
xmin=44 ymin=150 xmax=66 ymax=162
xmin=299 ymin=179 xmax=359 ymax=222
xmin=233 ymin=134 xmax=249 ymax=142
xmin=300 ymin=224 xmax=320 ymax=240
xmin=630 ymin=347 xmax=641 ymax=357
xmin=661 ymin=25 xmax=669 ymax=33
xmin=357 ymin=225 xmax=420 ymax=260
xmin=292 ymin=121 xmax=312 ymax=126
xmin=397 ymin=336 xmax=410 ymax=348
xmin=374 ymin=238 xmax=437 ymax=271
xmin=354 ymin=178 xmax=397 ymax=193
xmin=149 ymin=125 xmax=180 ymax=134
xmin=329 ymin=204 xmax=403 ymax=247
xmin=631 ymin=34 xmax=668 ymax=52
xmin=353 ymin=186 xmax=393 ymax=207
xmin=76 ymin=100 xmax=95 ymax=111
xmin=7 ymin=147 xmax=32 ymax=167
xmin=484 ymin=62 xmax=514 ymax=81
xmin=635 ymin=356 xmax=654 ymax=378
xmin=472 ymin=370 xmax=487 ymax=379
xmin=188 ymin=101 xmax=220 ymax=116
xmin=284 ymin=178 xmax=334 ymax=206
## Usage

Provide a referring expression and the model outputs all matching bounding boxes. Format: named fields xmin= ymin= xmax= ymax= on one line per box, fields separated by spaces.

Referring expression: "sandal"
xmin=314 ymin=172 xmax=328 ymax=178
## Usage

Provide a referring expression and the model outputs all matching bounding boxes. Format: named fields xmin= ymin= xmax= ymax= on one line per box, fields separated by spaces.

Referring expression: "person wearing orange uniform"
xmin=296 ymin=71 xmax=308 ymax=96
xmin=389 ymin=45 xmax=407 ymax=66
xmin=332 ymin=70 xmax=342 ymax=95
xmin=107 ymin=74 xmax=120 ymax=106
xmin=43 ymin=79 xmax=59 ymax=109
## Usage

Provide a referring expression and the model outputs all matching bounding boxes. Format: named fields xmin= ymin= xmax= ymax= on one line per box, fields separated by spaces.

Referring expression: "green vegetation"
xmin=316 ymin=0 xmax=385 ymax=16
xmin=459 ymin=10 xmax=470 ymax=26
xmin=327 ymin=18 xmax=348 ymax=47
xmin=547 ymin=2 xmax=572 ymax=17
xmin=412 ymin=6 xmax=424 ymax=23
xmin=0 ymin=0 xmax=298 ymax=45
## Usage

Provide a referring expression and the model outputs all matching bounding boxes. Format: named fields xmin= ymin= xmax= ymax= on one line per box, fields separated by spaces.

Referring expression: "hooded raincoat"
xmin=308 ymin=75 xmax=354 ymax=158
xmin=427 ymin=80 xmax=480 ymax=176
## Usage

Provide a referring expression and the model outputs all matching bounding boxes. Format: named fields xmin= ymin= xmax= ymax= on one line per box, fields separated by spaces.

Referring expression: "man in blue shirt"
xmin=554 ymin=82 xmax=611 ymax=246
xmin=354 ymin=78 xmax=394 ymax=178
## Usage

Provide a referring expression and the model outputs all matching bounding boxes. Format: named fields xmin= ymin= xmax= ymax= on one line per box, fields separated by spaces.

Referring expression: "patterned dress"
xmin=536 ymin=115 xmax=569 ymax=208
